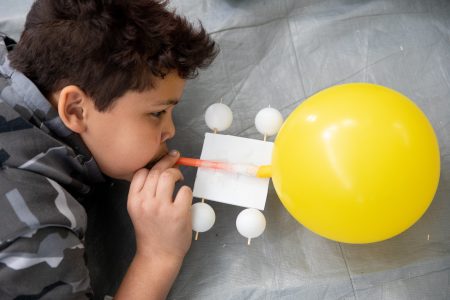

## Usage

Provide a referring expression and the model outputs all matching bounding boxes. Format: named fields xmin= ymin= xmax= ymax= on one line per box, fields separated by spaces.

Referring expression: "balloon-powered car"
xmin=177 ymin=83 xmax=440 ymax=245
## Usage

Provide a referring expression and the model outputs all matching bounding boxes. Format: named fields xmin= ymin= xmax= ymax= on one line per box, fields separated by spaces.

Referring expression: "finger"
xmin=129 ymin=168 xmax=150 ymax=194
xmin=143 ymin=169 xmax=160 ymax=197
xmin=151 ymin=150 xmax=180 ymax=172
xmin=174 ymin=185 xmax=193 ymax=211
xmin=155 ymin=168 xmax=184 ymax=202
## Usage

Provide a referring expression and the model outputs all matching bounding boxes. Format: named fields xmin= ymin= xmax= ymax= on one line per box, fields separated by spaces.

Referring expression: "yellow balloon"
xmin=271 ymin=83 xmax=440 ymax=243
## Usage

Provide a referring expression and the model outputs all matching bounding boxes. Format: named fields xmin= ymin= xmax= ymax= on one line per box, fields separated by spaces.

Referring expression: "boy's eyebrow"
xmin=155 ymin=99 xmax=179 ymax=106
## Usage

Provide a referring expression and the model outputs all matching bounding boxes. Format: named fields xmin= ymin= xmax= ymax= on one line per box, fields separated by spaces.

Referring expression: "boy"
xmin=0 ymin=0 xmax=217 ymax=299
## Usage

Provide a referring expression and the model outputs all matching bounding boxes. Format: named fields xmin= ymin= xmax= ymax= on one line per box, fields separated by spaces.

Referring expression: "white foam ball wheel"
xmin=236 ymin=208 xmax=266 ymax=239
xmin=255 ymin=107 xmax=284 ymax=136
xmin=205 ymin=103 xmax=233 ymax=132
xmin=191 ymin=202 xmax=216 ymax=232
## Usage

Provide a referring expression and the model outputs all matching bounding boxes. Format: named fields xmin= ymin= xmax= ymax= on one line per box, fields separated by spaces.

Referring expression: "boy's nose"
xmin=161 ymin=115 xmax=176 ymax=143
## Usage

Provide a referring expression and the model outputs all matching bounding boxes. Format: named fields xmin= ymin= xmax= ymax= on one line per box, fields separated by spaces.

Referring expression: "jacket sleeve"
xmin=0 ymin=227 xmax=93 ymax=299
xmin=0 ymin=167 xmax=93 ymax=299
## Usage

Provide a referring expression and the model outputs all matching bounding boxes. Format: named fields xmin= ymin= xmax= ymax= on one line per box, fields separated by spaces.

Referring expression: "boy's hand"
xmin=127 ymin=151 xmax=193 ymax=263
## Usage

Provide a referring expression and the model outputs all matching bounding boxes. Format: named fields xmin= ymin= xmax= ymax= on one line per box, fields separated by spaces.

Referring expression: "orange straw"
xmin=176 ymin=157 xmax=232 ymax=171
xmin=176 ymin=157 xmax=272 ymax=178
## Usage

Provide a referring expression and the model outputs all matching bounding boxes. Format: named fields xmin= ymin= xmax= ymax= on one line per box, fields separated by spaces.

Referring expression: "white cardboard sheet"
xmin=192 ymin=133 xmax=273 ymax=210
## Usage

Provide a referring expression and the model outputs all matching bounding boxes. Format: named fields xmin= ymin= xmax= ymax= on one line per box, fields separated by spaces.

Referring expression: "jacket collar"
xmin=0 ymin=35 xmax=104 ymax=184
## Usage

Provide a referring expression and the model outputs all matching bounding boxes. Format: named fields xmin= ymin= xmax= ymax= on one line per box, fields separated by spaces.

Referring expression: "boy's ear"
xmin=56 ymin=85 xmax=90 ymax=133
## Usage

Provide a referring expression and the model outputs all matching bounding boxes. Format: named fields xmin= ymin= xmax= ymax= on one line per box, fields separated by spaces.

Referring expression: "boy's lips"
xmin=145 ymin=149 xmax=169 ymax=169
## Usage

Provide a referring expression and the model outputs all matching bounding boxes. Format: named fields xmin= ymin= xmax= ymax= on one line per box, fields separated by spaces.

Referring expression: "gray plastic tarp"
xmin=1 ymin=1 xmax=449 ymax=299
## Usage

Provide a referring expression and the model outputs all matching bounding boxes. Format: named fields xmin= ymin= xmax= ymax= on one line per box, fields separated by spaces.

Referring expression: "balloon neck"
xmin=256 ymin=165 xmax=272 ymax=178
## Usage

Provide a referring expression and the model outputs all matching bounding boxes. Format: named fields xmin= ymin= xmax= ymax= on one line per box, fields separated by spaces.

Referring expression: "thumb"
xmin=151 ymin=150 xmax=180 ymax=172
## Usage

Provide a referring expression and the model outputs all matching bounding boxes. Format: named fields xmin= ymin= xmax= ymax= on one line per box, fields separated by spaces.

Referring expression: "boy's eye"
xmin=150 ymin=110 xmax=166 ymax=118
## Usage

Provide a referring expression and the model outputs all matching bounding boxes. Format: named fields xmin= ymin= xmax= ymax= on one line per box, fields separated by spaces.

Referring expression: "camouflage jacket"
xmin=0 ymin=35 xmax=104 ymax=299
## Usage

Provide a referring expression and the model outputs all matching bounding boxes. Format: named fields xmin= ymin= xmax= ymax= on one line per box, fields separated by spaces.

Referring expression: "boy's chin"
xmin=122 ymin=174 xmax=134 ymax=182
xmin=104 ymin=172 xmax=134 ymax=182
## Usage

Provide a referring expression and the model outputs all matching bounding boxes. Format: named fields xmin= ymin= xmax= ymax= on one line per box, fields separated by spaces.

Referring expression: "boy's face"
xmin=79 ymin=72 xmax=186 ymax=181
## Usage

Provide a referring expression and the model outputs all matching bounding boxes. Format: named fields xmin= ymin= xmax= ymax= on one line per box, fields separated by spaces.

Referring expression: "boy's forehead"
xmin=119 ymin=72 xmax=185 ymax=108
xmin=147 ymin=73 xmax=185 ymax=101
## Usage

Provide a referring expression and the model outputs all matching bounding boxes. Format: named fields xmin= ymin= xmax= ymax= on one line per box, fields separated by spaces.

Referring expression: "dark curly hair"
xmin=9 ymin=0 xmax=218 ymax=111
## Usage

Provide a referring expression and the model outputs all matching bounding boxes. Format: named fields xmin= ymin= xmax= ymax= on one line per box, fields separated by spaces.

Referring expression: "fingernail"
xmin=169 ymin=150 xmax=179 ymax=157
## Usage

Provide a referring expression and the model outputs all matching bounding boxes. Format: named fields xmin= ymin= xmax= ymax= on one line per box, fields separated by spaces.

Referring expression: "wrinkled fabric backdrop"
xmin=1 ymin=0 xmax=449 ymax=299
